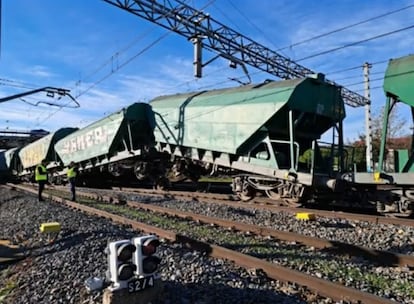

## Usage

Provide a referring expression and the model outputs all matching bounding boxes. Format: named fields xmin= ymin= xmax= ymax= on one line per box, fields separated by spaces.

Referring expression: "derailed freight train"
xmin=53 ymin=102 xmax=166 ymax=187
xmin=150 ymin=74 xmax=347 ymax=206
xmin=13 ymin=128 xmax=78 ymax=182
xmin=3 ymin=60 xmax=414 ymax=215
xmin=149 ymin=58 xmax=414 ymax=216
xmin=4 ymin=103 xmax=165 ymax=187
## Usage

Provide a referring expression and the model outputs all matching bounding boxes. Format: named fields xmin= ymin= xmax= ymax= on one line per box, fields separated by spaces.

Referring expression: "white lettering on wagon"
xmin=60 ymin=126 xmax=109 ymax=153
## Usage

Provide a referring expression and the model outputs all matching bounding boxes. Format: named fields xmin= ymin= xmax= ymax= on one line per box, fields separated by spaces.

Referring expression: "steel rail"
xmin=7 ymin=183 xmax=396 ymax=304
xmin=113 ymin=186 xmax=414 ymax=227
xmin=67 ymin=187 xmax=414 ymax=267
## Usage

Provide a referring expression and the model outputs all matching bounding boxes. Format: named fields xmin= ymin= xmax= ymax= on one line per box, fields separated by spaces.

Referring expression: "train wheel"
xmin=237 ymin=182 xmax=256 ymax=201
xmin=266 ymin=190 xmax=302 ymax=207
xmin=265 ymin=189 xmax=281 ymax=200
xmin=134 ymin=161 xmax=148 ymax=180
xmin=155 ymin=177 xmax=170 ymax=190
xmin=282 ymin=198 xmax=302 ymax=208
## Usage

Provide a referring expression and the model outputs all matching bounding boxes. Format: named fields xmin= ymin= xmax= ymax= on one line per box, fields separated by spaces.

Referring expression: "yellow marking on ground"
xmin=295 ymin=213 xmax=316 ymax=221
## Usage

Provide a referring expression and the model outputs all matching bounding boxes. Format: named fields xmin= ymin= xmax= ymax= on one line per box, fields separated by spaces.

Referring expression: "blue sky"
xmin=1 ymin=0 xmax=414 ymax=142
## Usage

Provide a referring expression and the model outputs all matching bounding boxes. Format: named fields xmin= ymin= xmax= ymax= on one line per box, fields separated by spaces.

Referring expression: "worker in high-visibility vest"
xmin=67 ymin=161 xmax=78 ymax=201
xmin=35 ymin=159 xmax=48 ymax=202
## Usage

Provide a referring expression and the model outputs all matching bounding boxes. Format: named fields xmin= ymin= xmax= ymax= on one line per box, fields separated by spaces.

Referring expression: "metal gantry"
xmin=102 ymin=0 xmax=368 ymax=107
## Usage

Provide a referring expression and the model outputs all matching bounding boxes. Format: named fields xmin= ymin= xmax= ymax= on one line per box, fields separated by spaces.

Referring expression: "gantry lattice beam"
xmin=103 ymin=0 xmax=368 ymax=107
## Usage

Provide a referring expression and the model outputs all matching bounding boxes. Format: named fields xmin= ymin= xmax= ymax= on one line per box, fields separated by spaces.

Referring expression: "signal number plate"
xmin=127 ymin=276 xmax=154 ymax=293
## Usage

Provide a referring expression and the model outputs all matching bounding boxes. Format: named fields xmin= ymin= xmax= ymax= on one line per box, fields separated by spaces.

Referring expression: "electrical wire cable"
xmin=334 ymin=71 xmax=384 ymax=82
xmin=355 ymin=85 xmax=382 ymax=93
xmin=78 ymin=27 xmax=160 ymax=84
xmin=224 ymin=0 xmax=284 ymax=54
xmin=297 ymin=24 xmax=414 ymax=61
xmin=33 ymin=32 xmax=170 ymax=128
xmin=73 ymin=0 xmax=217 ymax=99
xmin=35 ymin=0 xmax=217 ymax=127
xmin=75 ymin=32 xmax=170 ymax=99
xmin=342 ymin=76 xmax=384 ymax=87
xmin=326 ymin=59 xmax=389 ymax=75
xmin=278 ymin=4 xmax=414 ymax=51
xmin=0 ymin=77 xmax=40 ymax=90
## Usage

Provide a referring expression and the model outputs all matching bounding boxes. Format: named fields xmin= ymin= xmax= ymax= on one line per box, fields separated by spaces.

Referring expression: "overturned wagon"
xmin=151 ymin=74 xmax=346 ymax=204
xmin=54 ymin=102 xmax=162 ymax=186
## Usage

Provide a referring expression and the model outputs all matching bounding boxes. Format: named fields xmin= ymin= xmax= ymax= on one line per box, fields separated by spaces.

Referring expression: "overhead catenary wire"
xmin=75 ymin=32 xmax=170 ymax=99
xmin=355 ymin=85 xmax=383 ymax=93
xmin=77 ymin=27 xmax=161 ymax=84
xmin=342 ymin=76 xmax=384 ymax=87
xmin=297 ymin=24 xmax=414 ymax=62
xmin=33 ymin=32 xmax=171 ymax=128
xmin=334 ymin=71 xmax=384 ymax=82
xmin=35 ymin=0 xmax=217 ymax=127
xmin=326 ymin=60 xmax=389 ymax=75
xmin=17 ymin=0 xmax=408 ymax=128
xmin=75 ymin=0 xmax=216 ymax=99
xmin=278 ymin=4 xmax=414 ymax=51
xmin=223 ymin=0 xmax=285 ymax=54
xmin=0 ymin=77 xmax=41 ymax=90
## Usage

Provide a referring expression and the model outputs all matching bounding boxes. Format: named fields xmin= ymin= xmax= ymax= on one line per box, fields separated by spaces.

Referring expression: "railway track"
xmin=59 ymin=186 xmax=414 ymax=266
xmin=111 ymin=185 xmax=414 ymax=227
xmin=8 ymin=183 xmax=413 ymax=303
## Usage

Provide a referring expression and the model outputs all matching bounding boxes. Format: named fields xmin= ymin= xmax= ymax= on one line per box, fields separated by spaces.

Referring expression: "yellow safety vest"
xmin=67 ymin=167 xmax=77 ymax=178
xmin=35 ymin=165 xmax=47 ymax=181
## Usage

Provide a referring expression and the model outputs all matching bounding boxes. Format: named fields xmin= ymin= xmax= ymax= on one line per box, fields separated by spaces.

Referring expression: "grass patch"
xmin=198 ymin=177 xmax=232 ymax=183
xmin=0 ymin=276 xmax=17 ymax=303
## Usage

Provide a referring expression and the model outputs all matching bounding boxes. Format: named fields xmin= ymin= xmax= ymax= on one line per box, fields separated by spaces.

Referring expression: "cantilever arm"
xmin=0 ymin=87 xmax=80 ymax=108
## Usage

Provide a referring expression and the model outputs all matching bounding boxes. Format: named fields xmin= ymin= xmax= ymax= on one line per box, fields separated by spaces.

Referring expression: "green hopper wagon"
xmin=345 ymin=54 xmax=414 ymax=216
xmin=54 ymin=103 xmax=157 ymax=183
xmin=18 ymin=128 xmax=78 ymax=179
xmin=151 ymin=75 xmax=346 ymax=204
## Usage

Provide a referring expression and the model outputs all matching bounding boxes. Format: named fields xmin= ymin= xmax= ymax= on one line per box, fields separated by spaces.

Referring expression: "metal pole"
xmin=192 ymin=36 xmax=202 ymax=78
xmin=363 ymin=62 xmax=373 ymax=172
xmin=378 ymin=96 xmax=391 ymax=173
xmin=289 ymin=110 xmax=295 ymax=171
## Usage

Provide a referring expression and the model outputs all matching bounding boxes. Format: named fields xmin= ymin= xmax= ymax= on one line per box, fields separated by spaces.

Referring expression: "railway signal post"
xmin=104 ymin=236 xmax=163 ymax=304
xmin=106 ymin=240 xmax=137 ymax=291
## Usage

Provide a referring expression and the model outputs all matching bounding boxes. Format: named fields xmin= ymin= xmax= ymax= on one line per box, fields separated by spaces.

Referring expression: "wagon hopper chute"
xmin=4 ymin=147 xmax=20 ymax=171
xmin=54 ymin=103 xmax=159 ymax=185
xmin=151 ymin=74 xmax=346 ymax=204
xmin=0 ymin=150 xmax=8 ymax=182
xmin=1 ymin=147 xmax=21 ymax=181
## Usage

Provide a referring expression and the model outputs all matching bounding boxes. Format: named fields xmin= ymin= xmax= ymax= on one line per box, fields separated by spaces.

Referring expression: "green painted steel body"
xmin=18 ymin=128 xmax=78 ymax=169
xmin=383 ymin=54 xmax=414 ymax=105
xmin=376 ymin=54 xmax=414 ymax=175
xmin=151 ymin=76 xmax=344 ymax=155
xmin=54 ymin=103 xmax=155 ymax=165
